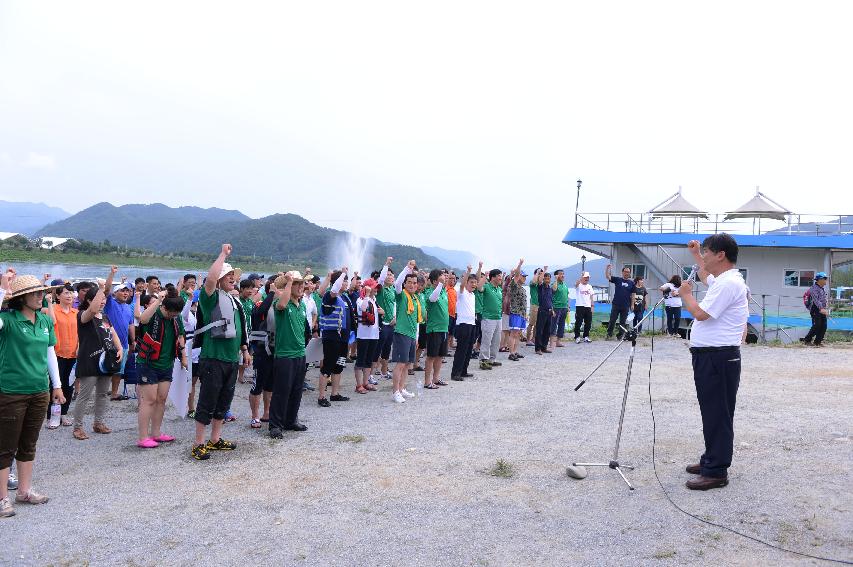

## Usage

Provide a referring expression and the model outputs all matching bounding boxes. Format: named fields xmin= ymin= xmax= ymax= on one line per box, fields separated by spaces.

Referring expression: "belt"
xmin=690 ymin=346 xmax=740 ymax=353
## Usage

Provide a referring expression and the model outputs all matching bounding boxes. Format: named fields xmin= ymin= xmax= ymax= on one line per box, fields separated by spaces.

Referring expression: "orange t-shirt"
xmin=54 ymin=307 xmax=79 ymax=359
xmin=447 ymin=287 xmax=458 ymax=318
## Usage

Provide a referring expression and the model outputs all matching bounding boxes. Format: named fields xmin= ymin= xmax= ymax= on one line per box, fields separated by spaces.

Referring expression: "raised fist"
xmin=221 ymin=243 xmax=232 ymax=256
xmin=110 ymin=265 xmax=119 ymax=275
xmin=386 ymin=257 xmax=394 ymax=266
xmin=687 ymin=240 xmax=701 ymax=252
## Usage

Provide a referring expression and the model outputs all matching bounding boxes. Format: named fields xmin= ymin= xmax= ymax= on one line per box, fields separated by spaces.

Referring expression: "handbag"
xmin=90 ymin=316 xmax=121 ymax=376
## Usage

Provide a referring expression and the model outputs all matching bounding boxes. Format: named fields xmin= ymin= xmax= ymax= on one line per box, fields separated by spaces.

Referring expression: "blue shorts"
xmin=391 ymin=333 xmax=416 ymax=364
xmin=137 ymin=362 xmax=174 ymax=385
xmin=508 ymin=314 xmax=527 ymax=331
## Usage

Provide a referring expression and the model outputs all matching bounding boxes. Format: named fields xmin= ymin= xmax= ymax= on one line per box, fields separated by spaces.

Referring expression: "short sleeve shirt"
xmin=274 ymin=299 xmax=307 ymax=358
xmin=690 ymin=269 xmax=749 ymax=347
xmin=610 ymin=277 xmax=636 ymax=307
xmin=198 ymin=288 xmax=243 ymax=363
xmin=425 ymin=286 xmax=449 ymax=333
xmin=481 ymin=283 xmax=503 ymax=320
xmin=0 ymin=310 xmax=57 ymax=394
xmin=137 ymin=311 xmax=185 ymax=371
xmin=394 ymin=291 xmax=421 ymax=339
xmin=552 ymin=282 xmax=569 ymax=309
xmin=104 ymin=294 xmax=134 ymax=349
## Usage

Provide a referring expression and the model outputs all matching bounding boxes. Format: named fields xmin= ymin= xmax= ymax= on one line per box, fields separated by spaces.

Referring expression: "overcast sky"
xmin=1 ymin=1 xmax=852 ymax=267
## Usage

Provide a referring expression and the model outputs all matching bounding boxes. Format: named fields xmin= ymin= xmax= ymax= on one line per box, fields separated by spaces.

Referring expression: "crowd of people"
xmin=0 ymin=243 xmax=698 ymax=517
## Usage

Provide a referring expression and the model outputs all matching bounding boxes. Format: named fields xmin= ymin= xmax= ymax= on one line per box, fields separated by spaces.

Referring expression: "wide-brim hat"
xmin=4 ymin=274 xmax=61 ymax=301
xmin=217 ymin=263 xmax=242 ymax=282
xmin=274 ymin=271 xmax=305 ymax=289
xmin=581 ymin=272 xmax=591 ymax=278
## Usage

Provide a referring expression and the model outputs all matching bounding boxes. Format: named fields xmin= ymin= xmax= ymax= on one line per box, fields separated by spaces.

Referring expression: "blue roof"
xmin=563 ymin=228 xmax=853 ymax=250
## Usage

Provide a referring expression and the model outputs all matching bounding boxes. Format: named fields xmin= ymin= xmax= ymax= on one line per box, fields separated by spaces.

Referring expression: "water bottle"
xmin=415 ymin=379 xmax=423 ymax=397
xmin=48 ymin=403 xmax=61 ymax=428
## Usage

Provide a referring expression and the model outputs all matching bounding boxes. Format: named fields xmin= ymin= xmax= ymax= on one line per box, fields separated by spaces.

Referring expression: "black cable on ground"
xmin=645 ymin=315 xmax=852 ymax=565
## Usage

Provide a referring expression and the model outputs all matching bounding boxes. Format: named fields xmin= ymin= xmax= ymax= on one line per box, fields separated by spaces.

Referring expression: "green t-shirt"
xmin=138 ymin=311 xmax=185 ymax=371
xmin=274 ymin=299 xmax=307 ymax=358
xmin=474 ymin=289 xmax=483 ymax=315
xmin=424 ymin=286 xmax=449 ymax=333
xmin=198 ymin=287 xmax=243 ymax=363
xmin=240 ymin=296 xmax=255 ymax=324
xmin=180 ymin=290 xmax=192 ymax=304
xmin=417 ymin=291 xmax=428 ymax=323
xmin=552 ymin=282 xmax=569 ymax=309
xmin=529 ymin=283 xmax=539 ymax=306
xmin=312 ymin=292 xmax=323 ymax=317
xmin=0 ymin=310 xmax=57 ymax=394
xmin=481 ymin=283 xmax=503 ymax=320
xmin=376 ymin=285 xmax=396 ymax=324
xmin=394 ymin=290 xmax=422 ymax=339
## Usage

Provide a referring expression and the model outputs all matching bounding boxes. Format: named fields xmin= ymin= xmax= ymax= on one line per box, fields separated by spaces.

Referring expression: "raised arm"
xmin=605 ymin=263 xmax=613 ymax=281
xmin=511 ymin=258 xmax=524 ymax=277
xmin=687 ymin=240 xmax=710 ymax=284
xmin=139 ymin=291 xmax=165 ymax=324
xmin=274 ymin=273 xmax=293 ymax=310
xmin=104 ymin=265 xmax=119 ymax=296
xmin=80 ymin=287 xmax=105 ymax=324
xmin=395 ymin=261 xmax=415 ymax=293
xmin=429 ymin=279 xmax=444 ymax=302
xmin=329 ymin=267 xmax=348 ymax=298
xmin=378 ymin=257 xmax=392 ymax=286
xmin=204 ymin=244 xmax=231 ymax=295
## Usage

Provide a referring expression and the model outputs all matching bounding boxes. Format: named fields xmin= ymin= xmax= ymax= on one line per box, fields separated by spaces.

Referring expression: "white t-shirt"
xmin=456 ymin=288 xmax=476 ymax=326
xmin=690 ymin=269 xmax=749 ymax=348
xmin=575 ymin=283 xmax=594 ymax=308
xmin=356 ymin=297 xmax=380 ymax=340
xmin=301 ymin=294 xmax=317 ymax=328
xmin=661 ymin=283 xmax=683 ymax=308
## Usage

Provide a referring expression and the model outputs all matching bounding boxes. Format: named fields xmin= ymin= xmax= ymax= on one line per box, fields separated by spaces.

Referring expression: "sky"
xmin=1 ymin=1 xmax=852 ymax=268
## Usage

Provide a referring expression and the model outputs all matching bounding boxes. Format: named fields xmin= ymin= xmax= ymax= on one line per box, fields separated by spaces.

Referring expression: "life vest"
xmin=138 ymin=310 xmax=181 ymax=363
xmin=249 ymin=303 xmax=277 ymax=355
xmin=194 ymin=290 xmax=248 ymax=349
xmin=319 ymin=294 xmax=347 ymax=332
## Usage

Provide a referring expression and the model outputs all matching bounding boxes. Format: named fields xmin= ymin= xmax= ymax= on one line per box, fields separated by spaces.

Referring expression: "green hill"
xmin=35 ymin=203 xmax=452 ymax=273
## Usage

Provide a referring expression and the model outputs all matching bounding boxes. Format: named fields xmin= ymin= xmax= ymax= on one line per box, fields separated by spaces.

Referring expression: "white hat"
xmin=581 ymin=271 xmax=591 ymax=278
xmin=216 ymin=263 xmax=242 ymax=282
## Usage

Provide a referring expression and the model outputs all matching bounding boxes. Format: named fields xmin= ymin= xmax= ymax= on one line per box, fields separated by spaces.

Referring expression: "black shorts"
xmin=251 ymin=350 xmax=275 ymax=395
xmin=425 ymin=332 xmax=448 ymax=357
xmin=194 ymin=359 xmax=239 ymax=425
xmin=321 ymin=339 xmax=348 ymax=376
xmin=417 ymin=324 xmax=427 ymax=349
xmin=448 ymin=316 xmax=456 ymax=335
xmin=378 ymin=323 xmax=394 ymax=360
xmin=355 ymin=338 xmax=379 ymax=369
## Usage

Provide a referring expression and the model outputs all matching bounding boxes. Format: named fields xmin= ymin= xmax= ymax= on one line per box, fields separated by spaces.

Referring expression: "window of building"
xmin=622 ymin=263 xmax=646 ymax=279
xmin=784 ymin=269 xmax=814 ymax=287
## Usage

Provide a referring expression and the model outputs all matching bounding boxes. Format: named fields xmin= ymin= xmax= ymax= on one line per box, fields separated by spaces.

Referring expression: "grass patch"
xmin=489 ymin=458 xmax=515 ymax=478
xmin=337 ymin=434 xmax=365 ymax=443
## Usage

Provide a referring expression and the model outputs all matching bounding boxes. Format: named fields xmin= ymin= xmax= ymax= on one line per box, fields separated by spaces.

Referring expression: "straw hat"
xmin=274 ymin=271 xmax=305 ymax=289
xmin=216 ymin=263 xmax=242 ymax=282
xmin=4 ymin=274 xmax=61 ymax=300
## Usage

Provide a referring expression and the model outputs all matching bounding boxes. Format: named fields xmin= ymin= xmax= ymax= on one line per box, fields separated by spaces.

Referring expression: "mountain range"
xmin=33 ymin=202 xmax=455 ymax=272
xmin=0 ymin=200 xmax=71 ymax=235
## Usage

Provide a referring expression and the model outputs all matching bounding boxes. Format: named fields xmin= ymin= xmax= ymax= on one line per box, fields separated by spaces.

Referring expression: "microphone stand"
xmin=572 ymin=296 xmax=666 ymax=491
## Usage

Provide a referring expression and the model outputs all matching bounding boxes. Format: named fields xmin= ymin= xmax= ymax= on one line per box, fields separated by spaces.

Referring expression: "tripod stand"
xmin=572 ymin=297 xmax=666 ymax=490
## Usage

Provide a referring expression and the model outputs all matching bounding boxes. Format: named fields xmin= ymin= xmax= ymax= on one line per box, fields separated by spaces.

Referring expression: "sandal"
xmin=434 ymin=380 xmax=448 ymax=386
xmin=424 ymin=383 xmax=439 ymax=390
xmin=73 ymin=428 xmax=89 ymax=441
xmin=364 ymin=383 xmax=377 ymax=391
xmin=355 ymin=386 xmax=368 ymax=394
xmin=250 ymin=419 xmax=262 ymax=429
xmin=92 ymin=422 xmax=112 ymax=434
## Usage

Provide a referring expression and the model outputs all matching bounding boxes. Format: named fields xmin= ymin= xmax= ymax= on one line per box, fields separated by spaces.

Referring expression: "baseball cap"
xmin=815 ymin=272 xmax=828 ymax=280
xmin=582 ymin=271 xmax=591 ymax=278
xmin=247 ymin=273 xmax=264 ymax=281
xmin=113 ymin=283 xmax=133 ymax=293
xmin=50 ymin=278 xmax=65 ymax=286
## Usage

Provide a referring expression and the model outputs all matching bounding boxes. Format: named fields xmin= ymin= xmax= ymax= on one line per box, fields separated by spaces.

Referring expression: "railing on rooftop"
xmin=574 ymin=213 xmax=852 ymax=236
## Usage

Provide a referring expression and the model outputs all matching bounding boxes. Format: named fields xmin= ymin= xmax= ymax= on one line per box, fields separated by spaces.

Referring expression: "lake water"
xmin=1 ymin=261 xmax=206 ymax=284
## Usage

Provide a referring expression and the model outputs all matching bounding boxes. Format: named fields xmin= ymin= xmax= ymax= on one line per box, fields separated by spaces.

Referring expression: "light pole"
xmin=574 ymin=179 xmax=583 ymax=227
xmin=581 ymin=254 xmax=586 ymax=272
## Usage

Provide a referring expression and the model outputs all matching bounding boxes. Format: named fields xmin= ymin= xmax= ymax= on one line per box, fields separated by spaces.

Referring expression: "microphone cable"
xmin=644 ymin=314 xmax=853 ymax=565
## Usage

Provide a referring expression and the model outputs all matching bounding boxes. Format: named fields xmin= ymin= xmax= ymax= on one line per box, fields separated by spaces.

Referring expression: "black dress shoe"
xmin=450 ymin=375 xmax=464 ymax=381
xmin=269 ymin=428 xmax=284 ymax=439
xmin=285 ymin=422 xmax=307 ymax=432
xmin=685 ymin=463 xmax=701 ymax=475
xmin=317 ymin=398 xmax=331 ymax=407
xmin=686 ymin=476 xmax=728 ymax=490
xmin=461 ymin=373 xmax=474 ymax=378
xmin=329 ymin=394 xmax=350 ymax=402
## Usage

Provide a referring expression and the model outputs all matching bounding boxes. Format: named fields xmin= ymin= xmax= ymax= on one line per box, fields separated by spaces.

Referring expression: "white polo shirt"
xmin=456 ymin=288 xmax=476 ymax=326
xmin=576 ymin=283 xmax=594 ymax=308
xmin=690 ymin=269 xmax=749 ymax=348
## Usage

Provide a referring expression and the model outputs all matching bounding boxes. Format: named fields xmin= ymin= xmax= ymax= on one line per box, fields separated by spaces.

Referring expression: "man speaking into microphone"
xmin=679 ymin=233 xmax=749 ymax=491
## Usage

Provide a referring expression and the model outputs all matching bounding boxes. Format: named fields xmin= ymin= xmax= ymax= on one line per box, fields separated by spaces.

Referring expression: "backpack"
xmin=803 ymin=289 xmax=812 ymax=310
xmin=360 ymin=301 xmax=376 ymax=326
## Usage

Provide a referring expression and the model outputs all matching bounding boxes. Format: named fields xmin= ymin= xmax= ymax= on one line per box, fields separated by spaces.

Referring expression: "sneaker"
xmin=317 ymin=398 xmax=331 ymax=407
xmin=15 ymin=489 xmax=49 ymax=505
xmin=470 ymin=350 xmax=480 ymax=359
xmin=137 ymin=437 xmax=159 ymax=449
xmin=508 ymin=354 xmax=518 ymax=361
xmin=206 ymin=438 xmax=237 ymax=451
xmin=384 ymin=371 xmax=393 ymax=380
xmin=329 ymin=394 xmax=350 ymax=402
xmin=584 ymin=337 xmax=592 ymax=343
xmin=153 ymin=434 xmax=175 ymax=443
xmin=393 ymin=391 xmax=406 ymax=403
xmin=302 ymin=382 xmax=315 ymax=391
xmin=186 ymin=410 xmax=196 ymax=419
xmin=191 ymin=443 xmax=210 ymax=460
xmin=7 ymin=473 xmax=18 ymax=490
xmin=269 ymin=428 xmax=284 ymax=439
xmin=401 ymin=389 xmax=415 ymax=398
xmin=0 ymin=497 xmax=15 ymax=518
xmin=479 ymin=361 xmax=492 ymax=370
xmin=575 ymin=337 xmax=581 ymax=344
xmin=367 ymin=376 xmax=379 ymax=386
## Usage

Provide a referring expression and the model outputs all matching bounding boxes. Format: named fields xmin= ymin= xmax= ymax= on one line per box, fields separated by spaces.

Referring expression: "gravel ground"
xmin=4 ymin=338 xmax=852 ymax=567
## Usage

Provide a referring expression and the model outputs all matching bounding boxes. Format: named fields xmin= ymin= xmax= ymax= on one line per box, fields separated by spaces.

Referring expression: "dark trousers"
xmin=607 ymin=304 xmax=630 ymax=338
xmin=451 ymin=323 xmax=476 ymax=377
xmin=633 ymin=305 xmax=645 ymax=333
xmin=377 ymin=323 xmax=395 ymax=360
xmin=57 ymin=357 xmax=76 ymax=415
xmin=194 ymin=359 xmax=239 ymax=425
xmin=0 ymin=391 xmax=49 ymax=469
xmin=691 ymin=346 xmax=741 ymax=478
xmin=269 ymin=356 xmax=307 ymax=431
xmin=574 ymin=306 xmax=592 ymax=338
xmin=550 ymin=307 xmax=568 ymax=338
xmin=803 ymin=309 xmax=827 ymax=345
xmin=665 ymin=306 xmax=682 ymax=336
xmin=474 ymin=314 xmax=483 ymax=346
xmin=535 ymin=309 xmax=553 ymax=352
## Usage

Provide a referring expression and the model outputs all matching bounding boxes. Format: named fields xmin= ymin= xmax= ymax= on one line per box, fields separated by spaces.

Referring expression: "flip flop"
xmin=434 ymin=380 xmax=448 ymax=386
xmin=250 ymin=419 xmax=262 ymax=429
